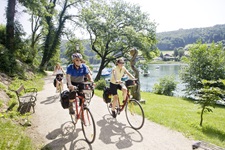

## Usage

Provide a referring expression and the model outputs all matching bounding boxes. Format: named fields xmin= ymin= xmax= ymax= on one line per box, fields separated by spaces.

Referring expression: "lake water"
xmin=92 ymin=63 xmax=187 ymax=97
xmin=139 ymin=64 xmax=186 ymax=97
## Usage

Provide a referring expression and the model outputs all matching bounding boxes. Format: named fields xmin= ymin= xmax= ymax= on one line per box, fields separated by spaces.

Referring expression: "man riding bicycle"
xmin=110 ymin=58 xmax=136 ymax=118
xmin=66 ymin=53 xmax=94 ymax=114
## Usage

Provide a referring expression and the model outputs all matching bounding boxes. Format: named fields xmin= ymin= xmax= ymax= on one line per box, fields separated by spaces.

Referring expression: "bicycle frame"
xmin=71 ymin=92 xmax=86 ymax=123
xmin=116 ymin=88 xmax=131 ymax=113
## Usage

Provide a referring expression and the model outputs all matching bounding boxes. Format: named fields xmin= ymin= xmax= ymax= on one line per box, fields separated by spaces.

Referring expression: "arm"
xmin=125 ymin=68 xmax=135 ymax=79
xmin=66 ymin=74 xmax=73 ymax=90
xmin=86 ymin=73 xmax=94 ymax=82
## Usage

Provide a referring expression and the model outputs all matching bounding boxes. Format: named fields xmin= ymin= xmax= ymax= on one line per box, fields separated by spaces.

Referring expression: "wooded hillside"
xmin=157 ymin=24 xmax=225 ymax=50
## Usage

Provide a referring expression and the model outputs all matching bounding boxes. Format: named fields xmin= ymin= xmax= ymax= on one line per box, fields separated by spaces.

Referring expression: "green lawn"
xmin=94 ymin=90 xmax=225 ymax=148
xmin=0 ymin=72 xmax=46 ymax=150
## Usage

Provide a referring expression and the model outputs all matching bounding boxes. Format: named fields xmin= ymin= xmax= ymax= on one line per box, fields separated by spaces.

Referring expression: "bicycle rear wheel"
xmin=81 ymin=108 xmax=96 ymax=144
xmin=125 ymin=99 xmax=145 ymax=130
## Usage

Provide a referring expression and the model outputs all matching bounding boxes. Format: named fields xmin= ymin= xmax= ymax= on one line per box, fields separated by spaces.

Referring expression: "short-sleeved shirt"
xmin=66 ymin=64 xmax=89 ymax=83
xmin=110 ymin=66 xmax=126 ymax=84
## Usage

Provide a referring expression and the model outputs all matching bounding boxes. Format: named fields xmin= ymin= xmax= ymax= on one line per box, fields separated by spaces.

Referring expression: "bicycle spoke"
xmin=81 ymin=108 xmax=96 ymax=143
xmin=125 ymin=99 xmax=145 ymax=130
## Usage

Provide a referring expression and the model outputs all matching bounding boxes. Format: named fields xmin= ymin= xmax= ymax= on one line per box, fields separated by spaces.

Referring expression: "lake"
xmin=139 ymin=64 xmax=186 ymax=97
xmin=92 ymin=63 xmax=187 ymax=97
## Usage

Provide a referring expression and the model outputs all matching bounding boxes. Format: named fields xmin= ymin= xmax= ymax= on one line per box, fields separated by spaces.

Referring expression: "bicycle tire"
xmin=81 ymin=107 xmax=96 ymax=144
xmin=125 ymin=99 xmax=145 ymax=130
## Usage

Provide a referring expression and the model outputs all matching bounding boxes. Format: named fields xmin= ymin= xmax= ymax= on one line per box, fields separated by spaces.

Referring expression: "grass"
xmin=0 ymin=72 xmax=46 ymax=150
xmin=94 ymin=89 xmax=225 ymax=148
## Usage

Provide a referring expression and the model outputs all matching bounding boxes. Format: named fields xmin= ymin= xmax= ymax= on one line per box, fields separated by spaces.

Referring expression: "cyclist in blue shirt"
xmin=66 ymin=53 xmax=94 ymax=114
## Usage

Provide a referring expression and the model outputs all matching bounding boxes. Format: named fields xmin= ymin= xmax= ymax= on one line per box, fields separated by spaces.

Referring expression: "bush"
xmin=153 ymin=76 xmax=177 ymax=96
xmin=95 ymin=79 xmax=107 ymax=90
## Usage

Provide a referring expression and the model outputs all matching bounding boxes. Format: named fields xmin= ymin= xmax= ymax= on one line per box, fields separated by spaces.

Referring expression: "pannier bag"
xmin=125 ymin=79 xmax=136 ymax=87
xmin=53 ymin=78 xmax=56 ymax=87
xmin=103 ymin=87 xmax=112 ymax=103
xmin=60 ymin=90 xmax=70 ymax=109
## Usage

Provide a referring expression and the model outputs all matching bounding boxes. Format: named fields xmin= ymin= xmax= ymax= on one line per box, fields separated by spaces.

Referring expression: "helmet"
xmin=71 ymin=53 xmax=83 ymax=60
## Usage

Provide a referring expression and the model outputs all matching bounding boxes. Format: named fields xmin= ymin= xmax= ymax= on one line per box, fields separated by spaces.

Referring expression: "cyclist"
xmin=110 ymin=58 xmax=136 ymax=118
xmin=53 ymin=63 xmax=65 ymax=93
xmin=66 ymin=53 xmax=94 ymax=114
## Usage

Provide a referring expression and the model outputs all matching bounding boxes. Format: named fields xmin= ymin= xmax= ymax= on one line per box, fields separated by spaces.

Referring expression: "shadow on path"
xmin=97 ymin=114 xmax=143 ymax=149
xmin=40 ymin=94 xmax=59 ymax=105
xmin=41 ymin=121 xmax=92 ymax=150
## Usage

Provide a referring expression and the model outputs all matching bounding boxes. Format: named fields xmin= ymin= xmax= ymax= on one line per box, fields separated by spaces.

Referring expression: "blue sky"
xmin=1 ymin=0 xmax=225 ymax=35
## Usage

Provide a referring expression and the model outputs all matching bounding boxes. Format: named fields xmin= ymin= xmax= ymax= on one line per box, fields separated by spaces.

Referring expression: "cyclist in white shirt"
xmin=53 ymin=63 xmax=65 ymax=92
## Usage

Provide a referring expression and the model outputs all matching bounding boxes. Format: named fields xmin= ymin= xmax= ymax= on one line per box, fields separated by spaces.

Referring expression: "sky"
xmin=0 ymin=0 xmax=225 ymax=36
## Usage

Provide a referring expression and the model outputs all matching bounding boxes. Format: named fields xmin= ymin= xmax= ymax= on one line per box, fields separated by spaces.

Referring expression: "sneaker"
xmin=69 ymin=108 xmax=75 ymax=114
xmin=112 ymin=110 xmax=117 ymax=118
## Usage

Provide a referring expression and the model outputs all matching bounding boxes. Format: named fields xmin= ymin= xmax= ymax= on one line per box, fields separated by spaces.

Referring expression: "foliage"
xmin=0 ymin=119 xmax=34 ymax=150
xmin=157 ymin=24 xmax=225 ymax=50
xmin=153 ymin=76 xmax=177 ymax=96
xmin=180 ymin=42 xmax=225 ymax=95
xmin=95 ymin=79 xmax=107 ymax=90
xmin=80 ymin=0 xmax=159 ymax=81
xmin=196 ymin=79 xmax=225 ymax=126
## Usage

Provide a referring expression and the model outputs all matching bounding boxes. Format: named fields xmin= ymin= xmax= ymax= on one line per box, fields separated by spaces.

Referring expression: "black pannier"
xmin=60 ymin=90 xmax=70 ymax=109
xmin=53 ymin=78 xmax=56 ymax=87
xmin=103 ymin=87 xmax=112 ymax=103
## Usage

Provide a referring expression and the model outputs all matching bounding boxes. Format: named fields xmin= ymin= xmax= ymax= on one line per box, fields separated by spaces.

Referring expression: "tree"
xmin=180 ymin=42 xmax=225 ymax=95
xmin=21 ymin=0 xmax=48 ymax=65
xmin=197 ymin=79 xmax=225 ymax=126
xmin=80 ymin=0 xmax=159 ymax=81
xmin=39 ymin=0 xmax=83 ymax=70
xmin=5 ymin=0 xmax=16 ymax=74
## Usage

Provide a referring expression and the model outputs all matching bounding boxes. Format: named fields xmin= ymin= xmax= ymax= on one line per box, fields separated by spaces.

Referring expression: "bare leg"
xmin=56 ymin=81 xmax=59 ymax=92
xmin=122 ymin=87 xmax=127 ymax=102
xmin=111 ymin=95 xmax=118 ymax=111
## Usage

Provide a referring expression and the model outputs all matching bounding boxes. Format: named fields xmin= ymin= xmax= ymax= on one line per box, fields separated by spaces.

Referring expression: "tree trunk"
xmin=95 ymin=59 xmax=106 ymax=81
xmin=6 ymin=0 xmax=16 ymax=74
xmin=130 ymin=48 xmax=141 ymax=100
xmin=200 ymin=106 xmax=205 ymax=126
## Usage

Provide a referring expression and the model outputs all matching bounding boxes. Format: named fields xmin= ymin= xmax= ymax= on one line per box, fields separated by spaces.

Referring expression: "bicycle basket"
xmin=103 ymin=87 xmax=111 ymax=103
xmin=125 ymin=79 xmax=136 ymax=87
xmin=80 ymin=82 xmax=93 ymax=94
xmin=60 ymin=90 xmax=70 ymax=109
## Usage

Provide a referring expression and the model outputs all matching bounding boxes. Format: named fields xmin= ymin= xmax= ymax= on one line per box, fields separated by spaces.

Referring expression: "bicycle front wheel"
xmin=81 ymin=108 xmax=96 ymax=144
xmin=125 ymin=99 xmax=145 ymax=130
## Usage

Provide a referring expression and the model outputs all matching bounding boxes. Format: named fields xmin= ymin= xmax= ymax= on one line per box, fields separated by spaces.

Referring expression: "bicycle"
xmin=106 ymin=79 xmax=145 ymax=130
xmin=69 ymin=82 xmax=96 ymax=144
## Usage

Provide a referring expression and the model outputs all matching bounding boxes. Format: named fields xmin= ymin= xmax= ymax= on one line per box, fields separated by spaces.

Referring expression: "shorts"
xmin=56 ymin=74 xmax=63 ymax=81
xmin=68 ymin=82 xmax=84 ymax=99
xmin=110 ymin=82 xmax=122 ymax=95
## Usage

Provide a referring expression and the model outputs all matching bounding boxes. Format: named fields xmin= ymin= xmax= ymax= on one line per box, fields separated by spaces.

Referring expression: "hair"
xmin=116 ymin=58 xmax=124 ymax=65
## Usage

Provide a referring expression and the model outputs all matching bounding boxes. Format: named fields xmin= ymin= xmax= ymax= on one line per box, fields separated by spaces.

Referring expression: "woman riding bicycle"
xmin=66 ymin=53 xmax=94 ymax=114
xmin=110 ymin=58 xmax=136 ymax=118
xmin=53 ymin=63 xmax=65 ymax=93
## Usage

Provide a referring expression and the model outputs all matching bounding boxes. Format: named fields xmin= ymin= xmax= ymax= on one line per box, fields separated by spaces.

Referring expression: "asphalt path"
xmin=31 ymin=73 xmax=195 ymax=150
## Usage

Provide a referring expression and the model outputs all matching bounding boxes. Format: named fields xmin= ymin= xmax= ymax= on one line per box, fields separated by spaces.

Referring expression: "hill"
xmin=156 ymin=24 xmax=225 ymax=50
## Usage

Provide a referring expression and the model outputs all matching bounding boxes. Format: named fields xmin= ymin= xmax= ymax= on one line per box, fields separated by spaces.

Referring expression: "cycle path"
xmin=30 ymin=73 xmax=195 ymax=150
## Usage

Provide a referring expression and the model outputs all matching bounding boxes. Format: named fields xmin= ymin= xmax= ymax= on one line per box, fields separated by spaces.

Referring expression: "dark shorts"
xmin=110 ymin=82 xmax=122 ymax=95
xmin=56 ymin=74 xmax=63 ymax=81
xmin=68 ymin=82 xmax=84 ymax=100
